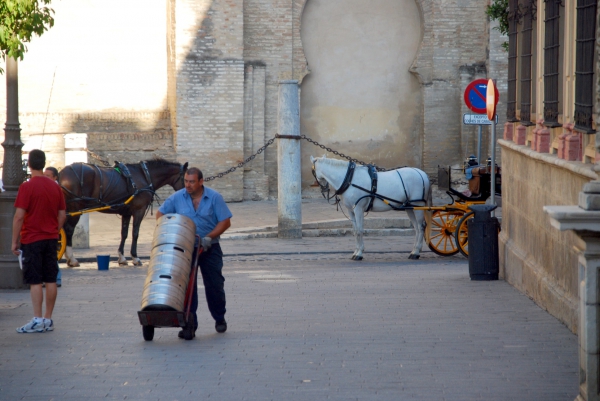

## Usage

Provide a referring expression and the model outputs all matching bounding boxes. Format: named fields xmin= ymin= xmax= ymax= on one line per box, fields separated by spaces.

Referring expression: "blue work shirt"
xmin=158 ymin=186 xmax=232 ymax=243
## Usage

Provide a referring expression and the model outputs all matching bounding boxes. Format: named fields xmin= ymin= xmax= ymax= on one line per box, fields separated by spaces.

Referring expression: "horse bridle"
xmin=311 ymin=160 xmax=331 ymax=199
xmin=312 ymin=159 xmax=356 ymax=202
xmin=176 ymin=163 xmax=187 ymax=187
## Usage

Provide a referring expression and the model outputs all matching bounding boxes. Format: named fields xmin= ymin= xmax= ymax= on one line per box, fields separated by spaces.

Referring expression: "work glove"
xmin=201 ymin=236 xmax=212 ymax=251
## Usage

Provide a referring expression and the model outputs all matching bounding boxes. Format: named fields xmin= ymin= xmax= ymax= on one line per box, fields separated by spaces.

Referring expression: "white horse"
xmin=310 ymin=155 xmax=432 ymax=260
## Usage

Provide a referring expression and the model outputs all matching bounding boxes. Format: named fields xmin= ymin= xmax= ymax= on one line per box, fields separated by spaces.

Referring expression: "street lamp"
xmin=0 ymin=57 xmax=25 ymax=288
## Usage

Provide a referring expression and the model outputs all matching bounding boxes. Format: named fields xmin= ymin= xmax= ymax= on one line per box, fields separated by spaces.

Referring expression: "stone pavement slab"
xmin=0 ymin=245 xmax=576 ymax=400
xmin=73 ymin=199 xmax=416 ymax=262
xmin=71 ymin=198 xmax=499 ymax=263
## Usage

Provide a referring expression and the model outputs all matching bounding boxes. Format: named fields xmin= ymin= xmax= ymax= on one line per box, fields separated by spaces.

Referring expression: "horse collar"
xmin=365 ymin=165 xmax=378 ymax=212
xmin=178 ymin=164 xmax=186 ymax=186
xmin=140 ymin=161 xmax=153 ymax=189
xmin=335 ymin=162 xmax=356 ymax=196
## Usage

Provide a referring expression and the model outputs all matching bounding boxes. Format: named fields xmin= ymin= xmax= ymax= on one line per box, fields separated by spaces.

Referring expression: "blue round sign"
xmin=464 ymin=79 xmax=499 ymax=114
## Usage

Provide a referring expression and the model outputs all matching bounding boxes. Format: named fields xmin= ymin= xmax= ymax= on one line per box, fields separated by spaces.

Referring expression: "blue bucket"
xmin=96 ymin=255 xmax=110 ymax=270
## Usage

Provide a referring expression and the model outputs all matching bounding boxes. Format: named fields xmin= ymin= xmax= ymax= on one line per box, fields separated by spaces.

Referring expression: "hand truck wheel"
xmin=142 ymin=325 xmax=155 ymax=341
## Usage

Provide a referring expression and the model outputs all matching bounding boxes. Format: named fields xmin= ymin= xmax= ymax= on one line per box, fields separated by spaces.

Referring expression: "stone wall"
xmin=0 ymin=0 xmax=507 ymax=201
xmin=498 ymin=139 xmax=598 ymax=332
xmin=411 ymin=0 xmax=503 ymax=177
xmin=172 ymin=0 xmax=246 ymax=201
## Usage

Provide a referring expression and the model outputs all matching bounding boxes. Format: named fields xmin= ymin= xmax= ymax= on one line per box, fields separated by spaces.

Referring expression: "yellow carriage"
xmin=424 ymin=165 xmax=501 ymax=257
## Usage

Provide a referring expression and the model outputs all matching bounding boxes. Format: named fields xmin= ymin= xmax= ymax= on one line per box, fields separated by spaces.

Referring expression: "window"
xmin=574 ymin=0 xmax=597 ymax=133
xmin=519 ymin=0 xmax=536 ymax=126
xmin=507 ymin=0 xmax=520 ymax=122
xmin=543 ymin=0 xmax=562 ymax=127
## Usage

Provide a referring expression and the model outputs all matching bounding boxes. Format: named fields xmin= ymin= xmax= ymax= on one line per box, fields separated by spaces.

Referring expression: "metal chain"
xmin=299 ymin=134 xmax=392 ymax=171
xmin=82 ymin=134 xmax=464 ymax=187
xmin=204 ymin=133 xmax=405 ymax=181
xmin=86 ymin=149 xmax=111 ymax=167
xmin=204 ymin=137 xmax=276 ymax=181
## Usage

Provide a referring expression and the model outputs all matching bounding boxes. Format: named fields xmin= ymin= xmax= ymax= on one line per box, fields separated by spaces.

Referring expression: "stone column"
xmin=0 ymin=58 xmax=25 ymax=289
xmin=277 ymin=80 xmax=302 ymax=239
xmin=545 ymin=180 xmax=600 ymax=401
xmin=64 ymin=133 xmax=89 ymax=248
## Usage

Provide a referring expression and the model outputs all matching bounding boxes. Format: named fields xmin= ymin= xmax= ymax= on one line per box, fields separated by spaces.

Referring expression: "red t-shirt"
xmin=14 ymin=176 xmax=66 ymax=244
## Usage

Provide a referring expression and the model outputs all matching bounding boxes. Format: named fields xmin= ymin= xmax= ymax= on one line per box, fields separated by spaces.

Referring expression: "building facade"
xmin=500 ymin=0 xmax=599 ymax=331
xmin=1 ymin=0 xmax=506 ymax=201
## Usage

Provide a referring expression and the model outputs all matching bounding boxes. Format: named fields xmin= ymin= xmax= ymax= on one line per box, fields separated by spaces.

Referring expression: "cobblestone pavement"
xmin=0 ymin=235 xmax=577 ymax=400
xmin=0 ymin=200 xmax=572 ymax=400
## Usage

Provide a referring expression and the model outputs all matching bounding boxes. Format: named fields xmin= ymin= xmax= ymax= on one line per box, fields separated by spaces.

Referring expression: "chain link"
xmin=86 ymin=149 xmax=111 ymax=167
xmin=204 ymin=137 xmax=276 ymax=181
xmin=83 ymin=134 xmax=464 ymax=188
xmin=80 ymin=134 xmax=398 ymax=183
xmin=204 ymin=133 xmax=405 ymax=181
xmin=299 ymin=134 xmax=393 ymax=171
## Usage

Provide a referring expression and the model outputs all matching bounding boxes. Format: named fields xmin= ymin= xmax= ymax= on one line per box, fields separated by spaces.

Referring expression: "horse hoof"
xmin=408 ymin=254 xmax=420 ymax=260
xmin=118 ymin=261 xmax=128 ymax=266
xmin=354 ymin=256 xmax=363 ymax=261
xmin=132 ymin=259 xmax=142 ymax=266
xmin=351 ymin=255 xmax=356 ymax=260
xmin=66 ymin=260 xmax=79 ymax=267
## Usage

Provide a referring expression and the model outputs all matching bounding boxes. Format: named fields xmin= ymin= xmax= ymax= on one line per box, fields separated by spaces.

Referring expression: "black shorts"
xmin=21 ymin=239 xmax=58 ymax=285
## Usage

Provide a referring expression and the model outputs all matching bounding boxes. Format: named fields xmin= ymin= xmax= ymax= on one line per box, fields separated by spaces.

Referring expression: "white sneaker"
xmin=43 ymin=318 xmax=54 ymax=332
xmin=16 ymin=318 xmax=44 ymax=333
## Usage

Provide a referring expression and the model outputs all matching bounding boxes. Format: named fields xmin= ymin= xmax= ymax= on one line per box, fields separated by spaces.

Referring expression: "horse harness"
xmin=314 ymin=160 xmax=427 ymax=211
xmin=62 ymin=161 xmax=156 ymax=208
xmin=352 ymin=168 xmax=427 ymax=211
xmin=312 ymin=161 xmax=356 ymax=203
xmin=113 ymin=162 xmax=154 ymax=195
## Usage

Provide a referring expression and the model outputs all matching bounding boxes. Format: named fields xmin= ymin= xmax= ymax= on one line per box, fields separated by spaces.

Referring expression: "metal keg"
xmin=141 ymin=213 xmax=196 ymax=311
xmin=141 ymin=269 xmax=189 ymax=311
xmin=145 ymin=262 xmax=191 ymax=286
xmin=150 ymin=244 xmax=194 ymax=268
xmin=151 ymin=214 xmax=196 ymax=255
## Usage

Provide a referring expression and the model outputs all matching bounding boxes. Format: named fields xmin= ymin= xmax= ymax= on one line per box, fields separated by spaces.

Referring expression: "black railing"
xmin=519 ymin=0 xmax=536 ymax=126
xmin=543 ymin=0 xmax=562 ymax=127
xmin=507 ymin=0 xmax=520 ymax=122
xmin=574 ymin=0 xmax=596 ymax=133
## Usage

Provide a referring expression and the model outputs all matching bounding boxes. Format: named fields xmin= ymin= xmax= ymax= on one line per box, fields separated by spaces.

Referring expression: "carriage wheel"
xmin=57 ymin=228 xmax=67 ymax=261
xmin=427 ymin=210 xmax=464 ymax=256
xmin=455 ymin=211 xmax=474 ymax=258
xmin=143 ymin=325 xmax=155 ymax=341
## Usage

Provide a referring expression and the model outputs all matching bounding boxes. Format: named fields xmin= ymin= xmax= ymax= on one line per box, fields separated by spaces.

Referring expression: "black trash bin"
xmin=467 ymin=204 xmax=500 ymax=280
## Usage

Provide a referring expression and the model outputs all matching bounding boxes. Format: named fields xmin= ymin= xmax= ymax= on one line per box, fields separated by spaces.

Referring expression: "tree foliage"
xmin=486 ymin=0 xmax=509 ymax=51
xmin=0 ymin=0 xmax=54 ymax=74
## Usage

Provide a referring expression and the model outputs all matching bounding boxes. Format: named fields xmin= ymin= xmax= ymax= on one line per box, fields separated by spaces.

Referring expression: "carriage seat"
xmin=447 ymin=188 xmax=486 ymax=202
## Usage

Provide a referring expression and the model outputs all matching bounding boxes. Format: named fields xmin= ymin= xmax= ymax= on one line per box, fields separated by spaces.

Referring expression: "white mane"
xmin=317 ymin=156 xmax=349 ymax=167
xmin=317 ymin=156 xmax=371 ymax=172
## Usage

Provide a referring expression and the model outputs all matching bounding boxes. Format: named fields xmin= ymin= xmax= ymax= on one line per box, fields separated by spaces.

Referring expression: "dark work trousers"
xmin=190 ymin=243 xmax=226 ymax=331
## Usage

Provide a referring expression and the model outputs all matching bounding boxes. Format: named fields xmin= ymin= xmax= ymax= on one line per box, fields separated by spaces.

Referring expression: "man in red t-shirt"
xmin=12 ymin=150 xmax=66 ymax=333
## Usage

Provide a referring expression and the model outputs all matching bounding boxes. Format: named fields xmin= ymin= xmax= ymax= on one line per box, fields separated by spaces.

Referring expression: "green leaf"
xmin=486 ymin=0 xmax=509 ymax=51
xmin=0 ymin=0 xmax=55 ymax=73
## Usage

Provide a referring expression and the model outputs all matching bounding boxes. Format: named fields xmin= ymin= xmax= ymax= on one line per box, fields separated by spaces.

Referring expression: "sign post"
xmin=463 ymin=79 xmax=500 ymax=165
xmin=486 ymin=79 xmax=499 ymax=213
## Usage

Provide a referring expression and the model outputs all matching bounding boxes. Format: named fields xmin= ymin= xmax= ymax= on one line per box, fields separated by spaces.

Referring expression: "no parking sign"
xmin=464 ymin=79 xmax=499 ymax=114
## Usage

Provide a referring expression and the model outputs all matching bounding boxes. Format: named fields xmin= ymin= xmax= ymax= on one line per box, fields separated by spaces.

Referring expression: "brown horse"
xmin=59 ymin=158 xmax=188 ymax=266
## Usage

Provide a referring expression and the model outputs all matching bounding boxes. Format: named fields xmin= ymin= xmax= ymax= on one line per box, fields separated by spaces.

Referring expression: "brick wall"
xmin=412 ymin=0 xmax=503 ymax=175
xmin=173 ymin=0 xmax=245 ymax=201
xmin=0 ymin=0 xmax=507 ymax=201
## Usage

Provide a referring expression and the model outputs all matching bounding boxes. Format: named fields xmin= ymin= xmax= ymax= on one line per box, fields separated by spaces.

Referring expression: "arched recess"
xmin=295 ymin=0 xmax=427 ymax=188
